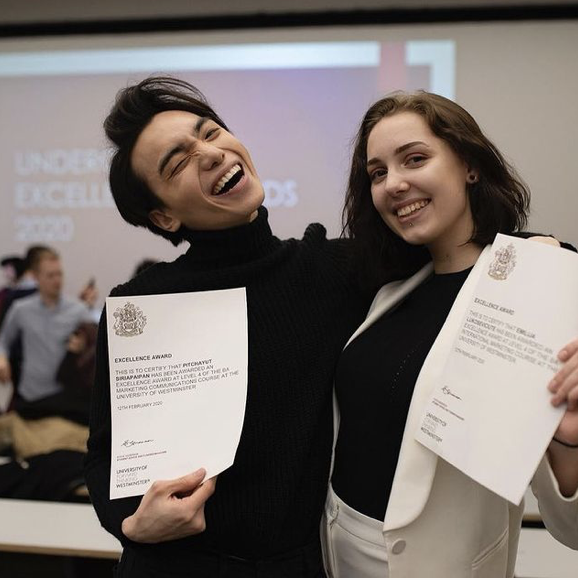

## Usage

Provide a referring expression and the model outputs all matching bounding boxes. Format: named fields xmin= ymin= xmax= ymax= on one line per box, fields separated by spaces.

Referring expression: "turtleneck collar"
xmin=182 ymin=206 xmax=281 ymax=268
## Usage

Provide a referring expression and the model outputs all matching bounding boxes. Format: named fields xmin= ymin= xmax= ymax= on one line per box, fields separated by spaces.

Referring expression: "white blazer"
xmin=323 ymin=246 xmax=578 ymax=577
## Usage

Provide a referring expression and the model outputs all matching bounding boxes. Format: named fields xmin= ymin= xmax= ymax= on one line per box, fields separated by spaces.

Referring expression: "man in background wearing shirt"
xmin=0 ymin=247 xmax=93 ymax=403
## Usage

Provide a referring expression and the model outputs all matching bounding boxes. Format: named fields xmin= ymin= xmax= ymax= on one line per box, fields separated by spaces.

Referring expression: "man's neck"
xmin=40 ymin=293 xmax=60 ymax=308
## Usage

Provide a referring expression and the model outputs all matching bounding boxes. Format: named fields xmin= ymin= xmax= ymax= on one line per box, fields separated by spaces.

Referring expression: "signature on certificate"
xmin=121 ymin=438 xmax=154 ymax=448
xmin=442 ymin=386 xmax=462 ymax=401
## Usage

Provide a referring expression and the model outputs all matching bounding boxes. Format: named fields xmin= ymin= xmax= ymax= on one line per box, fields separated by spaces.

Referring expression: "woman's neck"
xmin=429 ymin=240 xmax=483 ymax=274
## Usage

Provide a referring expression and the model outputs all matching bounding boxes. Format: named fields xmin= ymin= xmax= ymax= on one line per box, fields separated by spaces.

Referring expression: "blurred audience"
xmin=78 ymin=277 xmax=101 ymax=323
xmin=0 ymin=256 xmax=24 ymax=327
xmin=0 ymin=246 xmax=50 ymax=328
xmin=15 ymin=321 xmax=98 ymax=425
xmin=0 ymin=247 xmax=54 ymax=390
xmin=0 ymin=247 xmax=94 ymax=404
xmin=0 ymin=248 xmax=98 ymax=501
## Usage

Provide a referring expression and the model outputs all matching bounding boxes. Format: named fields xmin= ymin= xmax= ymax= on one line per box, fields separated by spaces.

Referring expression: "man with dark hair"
xmin=25 ymin=245 xmax=54 ymax=272
xmin=104 ymin=76 xmax=232 ymax=246
xmin=85 ymin=76 xmax=367 ymax=577
xmin=0 ymin=248 xmax=93 ymax=403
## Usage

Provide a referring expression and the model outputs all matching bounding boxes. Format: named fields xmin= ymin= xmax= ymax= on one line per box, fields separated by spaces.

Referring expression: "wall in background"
xmin=0 ymin=11 xmax=576 ymax=301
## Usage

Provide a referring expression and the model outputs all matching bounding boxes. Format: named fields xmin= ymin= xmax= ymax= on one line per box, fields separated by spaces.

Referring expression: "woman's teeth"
xmin=397 ymin=200 xmax=429 ymax=217
xmin=213 ymin=164 xmax=242 ymax=195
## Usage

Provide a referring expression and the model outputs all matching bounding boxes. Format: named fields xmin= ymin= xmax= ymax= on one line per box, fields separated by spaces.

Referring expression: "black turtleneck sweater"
xmin=84 ymin=208 xmax=367 ymax=567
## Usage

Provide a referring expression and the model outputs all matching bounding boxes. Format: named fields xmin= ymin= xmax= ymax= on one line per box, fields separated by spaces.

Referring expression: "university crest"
xmin=113 ymin=301 xmax=147 ymax=337
xmin=488 ymin=243 xmax=516 ymax=280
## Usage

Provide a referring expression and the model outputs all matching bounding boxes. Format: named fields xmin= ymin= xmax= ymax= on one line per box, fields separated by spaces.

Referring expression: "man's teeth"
xmin=213 ymin=164 xmax=242 ymax=195
xmin=397 ymin=200 xmax=429 ymax=217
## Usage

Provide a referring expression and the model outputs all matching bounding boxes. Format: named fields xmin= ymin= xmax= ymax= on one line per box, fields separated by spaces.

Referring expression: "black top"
xmin=332 ymin=267 xmax=471 ymax=521
xmin=84 ymin=207 xmax=368 ymax=565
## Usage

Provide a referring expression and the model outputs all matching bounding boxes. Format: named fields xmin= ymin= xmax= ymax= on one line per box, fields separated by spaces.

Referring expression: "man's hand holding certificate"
xmin=106 ymin=288 xmax=248 ymax=500
xmin=416 ymin=235 xmax=578 ymax=504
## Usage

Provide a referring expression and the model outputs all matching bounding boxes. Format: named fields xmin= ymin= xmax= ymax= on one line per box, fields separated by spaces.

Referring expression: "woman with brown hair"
xmin=322 ymin=92 xmax=578 ymax=577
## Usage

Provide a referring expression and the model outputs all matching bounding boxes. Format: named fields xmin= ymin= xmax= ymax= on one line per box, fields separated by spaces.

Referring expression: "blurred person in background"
xmin=0 ymin=247 xmax=94 ymax=404
xmin=0 ymin=246 xmax=49 ymax=328
xmin=0 ymin=256 xmax=25 ymax=325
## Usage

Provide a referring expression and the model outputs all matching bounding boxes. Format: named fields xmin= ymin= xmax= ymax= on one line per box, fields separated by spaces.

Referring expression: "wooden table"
xmin=0 ymin=498 xmax=121 ymax=559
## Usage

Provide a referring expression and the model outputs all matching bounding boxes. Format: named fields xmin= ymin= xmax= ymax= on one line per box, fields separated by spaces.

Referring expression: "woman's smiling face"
xmin=367 ymin=111 xmax=475 ymax=258
xmin=131 ymin=109 xmax=264 ymax=232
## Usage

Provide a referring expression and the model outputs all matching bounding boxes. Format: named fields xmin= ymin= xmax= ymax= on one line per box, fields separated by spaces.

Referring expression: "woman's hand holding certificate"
xmin=550 ymin=338 xmax=578 ymax=413
xmin=547 ymin=339 xmax=578 ymax=497
xmin=121 ymin=468 xmax=217 ymax=543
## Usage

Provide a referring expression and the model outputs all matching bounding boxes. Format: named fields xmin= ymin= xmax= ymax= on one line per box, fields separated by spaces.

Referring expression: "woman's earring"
xmin=467 ymin=173 xmax=478 ymax=184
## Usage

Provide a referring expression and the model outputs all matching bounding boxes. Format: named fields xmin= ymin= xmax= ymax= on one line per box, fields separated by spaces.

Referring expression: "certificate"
xmin=106 ymin=288 xmax=248 ymax=499
xmin=415 ymin=235 xmax=578 ymax=504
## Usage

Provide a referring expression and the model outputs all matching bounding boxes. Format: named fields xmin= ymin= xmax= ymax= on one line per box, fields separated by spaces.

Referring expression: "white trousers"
xmin=322 ymin=486 xmax=390 ymax=578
